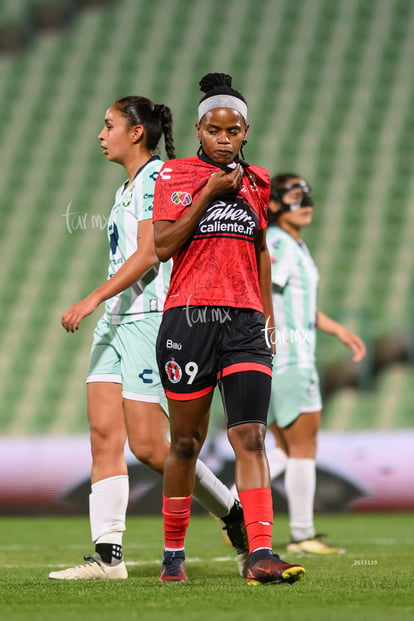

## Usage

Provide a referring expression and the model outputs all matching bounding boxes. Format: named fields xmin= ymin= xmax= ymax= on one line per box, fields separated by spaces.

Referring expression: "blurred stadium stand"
xmin=0 ymin=1 xmax=111 ymax=52
xmin=0 ymin=0 xmax=413 ymax=435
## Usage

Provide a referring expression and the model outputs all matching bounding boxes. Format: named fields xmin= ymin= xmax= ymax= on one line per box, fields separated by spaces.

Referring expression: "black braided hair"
xmin=114 ymin=96 xmax=176 ymax=159
xmin=156 ymin=104 xmax=176 ymax=160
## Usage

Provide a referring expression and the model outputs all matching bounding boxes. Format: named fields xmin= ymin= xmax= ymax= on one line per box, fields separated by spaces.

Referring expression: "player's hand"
xmin=61 ymin=293 xmax=100 ymax=333
xmin=337 ymin=329 xmax=366 ymax=362
xmin=205 ymin=164 xmax=244 ymax=196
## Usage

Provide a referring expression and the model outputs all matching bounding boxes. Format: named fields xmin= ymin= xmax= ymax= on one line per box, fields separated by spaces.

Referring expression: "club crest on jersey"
xmin=122 ymin=185 xmax=134 ymax=206
xmin=165 ymin=359 xmax=182 ymax=383
xmin=171 ymin=191 xmax=192 ymax=206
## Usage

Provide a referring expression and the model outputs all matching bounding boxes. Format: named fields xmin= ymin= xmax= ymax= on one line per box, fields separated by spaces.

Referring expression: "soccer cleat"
xmin=287 ymin=534 xmax=346 ymax=555
xmin=48 ymin=553 xmax=128 ymax=580
xmin=159 ymin=550 xmax=188 ymax=583
xmin=246 ymin=551 xmax=306 ymax=586
xmin=217 ymin=500 xmax=249 ymax=578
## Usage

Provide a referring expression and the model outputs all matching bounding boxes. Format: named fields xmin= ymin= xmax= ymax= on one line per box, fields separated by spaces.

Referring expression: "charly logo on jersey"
xmin=171 ymin=191 xmax=192 ymax=206
xmin=197 ymin=198 xmax=256 ymax=237
xmin=160 ymin=168 xmax=173 ymax=180
xmin=165 ymin=359 xmax=182 ymax=383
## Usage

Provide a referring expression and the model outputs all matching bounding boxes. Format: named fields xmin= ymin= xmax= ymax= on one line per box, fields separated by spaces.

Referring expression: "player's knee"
xmin=228 ymin=423 xmax=267 ymax=454
xmin=90 ymin=424 xmax=124 ymax=458
xmin=129 ymin=441 xmax=166 ymax=473
xmin=171 ymin=434 xmax=202 ymax=462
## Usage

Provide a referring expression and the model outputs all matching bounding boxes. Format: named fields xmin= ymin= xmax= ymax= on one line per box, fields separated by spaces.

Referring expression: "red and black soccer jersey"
xmin=152 ymin=156 xmax=270 ymax=312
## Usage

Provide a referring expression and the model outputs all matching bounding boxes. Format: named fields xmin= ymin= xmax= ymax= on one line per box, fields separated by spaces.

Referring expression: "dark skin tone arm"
xmin=153 ymin=164 xmax=244 ymax=262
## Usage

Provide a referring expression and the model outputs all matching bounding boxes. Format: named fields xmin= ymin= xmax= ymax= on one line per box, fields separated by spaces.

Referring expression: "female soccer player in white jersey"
xmin=266 ymin=173 xmax=366 ymax=554
xmin=48 ymin=96 xmax=247 ymax=580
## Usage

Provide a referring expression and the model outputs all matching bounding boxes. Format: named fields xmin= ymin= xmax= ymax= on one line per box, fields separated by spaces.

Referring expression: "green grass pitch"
xmin=0 ymin=513 xmax=412 ymax=621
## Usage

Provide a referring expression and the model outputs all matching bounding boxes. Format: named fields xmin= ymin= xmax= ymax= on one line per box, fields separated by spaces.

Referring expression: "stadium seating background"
xmin=1 ymin=0 xmax=414 ymax=438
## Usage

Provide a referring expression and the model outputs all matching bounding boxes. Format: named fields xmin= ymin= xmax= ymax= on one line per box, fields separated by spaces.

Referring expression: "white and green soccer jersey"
xmin=104 ymin=156 xmax=170 ymax=324
xmin=267 ymin=226 xmax=319 ymax=373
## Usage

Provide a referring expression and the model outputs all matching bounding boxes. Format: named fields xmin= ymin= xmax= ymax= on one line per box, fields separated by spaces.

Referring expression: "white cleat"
xmin=48 ymin=554 xmax=128 ymax=580
xmin=236 ymin=550 xmax=249 ymax=578
xmin=213 ymin=500 xmax=249 ymax=578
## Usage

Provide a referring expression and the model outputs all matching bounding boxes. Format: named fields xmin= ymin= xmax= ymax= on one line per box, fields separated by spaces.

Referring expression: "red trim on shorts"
xmin=165 ymin=385 xmax=214 ymax=401
xmin=219 ymin=362 xmax=272 ymax=378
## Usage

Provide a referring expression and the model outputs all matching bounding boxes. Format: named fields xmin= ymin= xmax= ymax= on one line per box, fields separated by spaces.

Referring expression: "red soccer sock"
xmin=162 ymin=493 xmax=192 ymax=550
xmin=238 ymin=487 xmax=273 ymax=553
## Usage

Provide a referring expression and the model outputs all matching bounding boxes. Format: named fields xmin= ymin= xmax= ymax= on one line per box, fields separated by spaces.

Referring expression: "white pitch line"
xmin=2 ymin=539 xmax=414 ymax=569
xmin=1 ymin=538 xmax=414 ymax=554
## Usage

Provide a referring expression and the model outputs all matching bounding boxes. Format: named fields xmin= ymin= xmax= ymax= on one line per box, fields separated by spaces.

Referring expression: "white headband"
xmin=198 ymin=94 xmax=248 ymax=122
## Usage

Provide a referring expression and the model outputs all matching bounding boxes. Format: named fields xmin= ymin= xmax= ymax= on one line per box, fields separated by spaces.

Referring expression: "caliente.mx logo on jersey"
xmin=196 ymin=197 xmax=257 ymax=238
xmin=165 ymin=358 xmax=182 ymax=383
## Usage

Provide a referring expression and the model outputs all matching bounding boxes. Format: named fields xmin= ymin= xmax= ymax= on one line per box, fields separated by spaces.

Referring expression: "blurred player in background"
xmin=49 ymin=95 xmax=247 ymax=580
xmin=266 ymin=173 xmax=366 ymax=554
xmin=153 ymin=73 xmax=306 ymax=586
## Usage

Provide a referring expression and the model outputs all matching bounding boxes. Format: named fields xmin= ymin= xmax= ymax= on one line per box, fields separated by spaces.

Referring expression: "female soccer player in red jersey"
xmin=153 ymin=73 xmax=306 ymax=585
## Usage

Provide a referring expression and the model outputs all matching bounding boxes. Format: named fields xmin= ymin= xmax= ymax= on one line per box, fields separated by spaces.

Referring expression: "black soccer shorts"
xmin=156 ymin=306 xmax=272 ymax=400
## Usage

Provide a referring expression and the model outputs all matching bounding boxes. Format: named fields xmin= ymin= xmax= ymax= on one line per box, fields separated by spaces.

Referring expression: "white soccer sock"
xmin=229 ymin=482 xmax=238 ymax=498
xmin=285 ymin=458 xmax=316 ymax=542
xmin=267 ymin=446 xmax=288 ymax=481
xmin=194 ymin=459 xmax=235 ymax=518
xmin=89 ymin=475 xmax=129 ymax=545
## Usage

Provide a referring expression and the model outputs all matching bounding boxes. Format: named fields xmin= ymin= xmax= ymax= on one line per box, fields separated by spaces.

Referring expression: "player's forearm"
xmin=316 ymin=310 xmax=343 ymax=336
xmin=93 ymin=250 xmax=158 ymax=304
